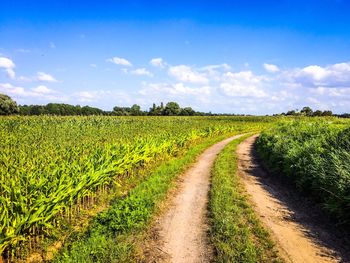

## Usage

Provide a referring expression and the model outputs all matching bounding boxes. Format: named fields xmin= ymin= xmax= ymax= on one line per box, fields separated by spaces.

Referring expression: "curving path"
xmin=152 ymin=134 xmax=244 ymax=263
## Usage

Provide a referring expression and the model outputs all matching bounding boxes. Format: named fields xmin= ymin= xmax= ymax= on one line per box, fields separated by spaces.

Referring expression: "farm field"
xmin=1 ymin=116 xmax=350 ymax=262
xmin=0 ymin=115 xmax=270 ymax=261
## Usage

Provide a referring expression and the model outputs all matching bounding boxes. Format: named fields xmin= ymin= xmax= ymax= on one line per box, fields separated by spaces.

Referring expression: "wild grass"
xmin=257 ymin=120 xmax=350 ymax=225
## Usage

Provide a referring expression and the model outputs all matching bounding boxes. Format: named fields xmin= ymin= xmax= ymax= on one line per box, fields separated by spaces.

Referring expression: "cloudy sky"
xmin=1 ymin=0 xmax=350 ymax=114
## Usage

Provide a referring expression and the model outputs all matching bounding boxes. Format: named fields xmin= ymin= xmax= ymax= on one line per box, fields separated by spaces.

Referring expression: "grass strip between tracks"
xmin=209 ymin=135 xmax=282 ymax=263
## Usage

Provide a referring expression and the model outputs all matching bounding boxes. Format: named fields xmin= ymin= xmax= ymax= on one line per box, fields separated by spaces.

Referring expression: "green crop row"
xmin=256 ymin=120 xmax=350 ymax=225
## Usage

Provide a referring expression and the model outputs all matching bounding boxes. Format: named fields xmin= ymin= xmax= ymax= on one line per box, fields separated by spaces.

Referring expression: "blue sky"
xmin=1 ymin=0 xmax=350 ymax=114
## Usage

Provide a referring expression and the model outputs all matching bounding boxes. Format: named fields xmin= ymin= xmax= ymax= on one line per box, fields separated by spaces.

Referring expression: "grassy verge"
xmin=53 ymin=133 xmax=245 ymax=262
xmin=256 ymin=121 xmax=350 ymax=225
xmin=209 ymin=135 xmax=282 ymax=263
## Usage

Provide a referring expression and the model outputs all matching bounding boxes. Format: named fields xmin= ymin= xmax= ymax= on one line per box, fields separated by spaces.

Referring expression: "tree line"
xmin=1 ymin=93 xmax=349 ymax=117
xmin=0 ymin=93 xmax=211 ymax=116
xmin=279 ymin=106 xmax=333 ymax=117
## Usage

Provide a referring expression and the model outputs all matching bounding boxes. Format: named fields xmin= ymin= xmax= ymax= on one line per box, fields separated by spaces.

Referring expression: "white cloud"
xmin=0 ymin=57 xmax=15 ymax=69
xmin=290 ymin=62 xmax=350 ymax=87
xmin=89 ymin=64 xmax=97 ymax=68
xmin=140 ymin=82 xmax=210 ymax=96
xmin=0 ymin=57 xmax=16 ymax=79
xmin=149 ymin=58 xmax=166 ymax=68
xmin=32 ymin=85 xmax=55 ymax=94
xmin=220 ymin=71 xmax=267 ymax=98
xmin=6 ymin=69 xmax=16 ymax=79
xmin=75 ymin=91 xmax=96 ymax=102
xmin=200 ymin=63 xmax=231 ymax=72
xmin=18 ymin=76 xmax=33 ymax=82
xmin=49 ymin=42 xmax=56 ymax=49
xmin=198 ymin=64 xmax=231 ymax=81
xmin=301 ymin=65 xmax=328 ymax=80
xmin=73 ymin=90 xmax=130 ymax=105
xmin=130 ymin=68 xmax=153 ymax=77
xmin=168 ymin=65 xmax=208 ymax=84
xmin=0 ymin=83 xmax=26 ymax=96
xmin=74 ymin=90 xmax=114 ymax=102
xmin=263 ymin=63 xmax=280 ymax=73
xmin=220 ymin=83 xmax=267 ymax=98
xmin=0 ymin=83 xmax=60 ymax=100
xmin=107 ymin=57 xmax=132 ymax=67
xmin=311 ymin=86 xmax=350 ymax=98
xmin=37 ymin=72 xmax=58 ymax=82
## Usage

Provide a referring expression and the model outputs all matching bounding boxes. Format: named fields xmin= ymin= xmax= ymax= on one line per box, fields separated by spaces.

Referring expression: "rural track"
xmin=150 ymin=134 xmax=245 ymax=263
xmin=237 ymin=135 xmax=350 ymax=263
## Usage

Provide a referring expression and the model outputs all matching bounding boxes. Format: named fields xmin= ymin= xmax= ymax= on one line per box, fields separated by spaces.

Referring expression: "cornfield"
xmin=0 ymin=115 xmax=268 ymax=260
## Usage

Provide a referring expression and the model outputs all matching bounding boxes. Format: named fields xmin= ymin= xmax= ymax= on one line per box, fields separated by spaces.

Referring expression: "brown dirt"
xmin=150 ymin=134 xmax=244 ymax=263
xmin=237 ymin=135 xmax=350 ymax=263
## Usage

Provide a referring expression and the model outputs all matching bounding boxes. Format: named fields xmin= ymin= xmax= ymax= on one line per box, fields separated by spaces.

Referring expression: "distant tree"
xmin=81 ymin=105 xmax=103 ymax=115
xmin=148 ymin=103 xmax=164 ymax=116
xmin=339 ymin=113 xmax=350 ymax=118
xmin=286 ymin=110 xmax=297 ymax=116
xmin=179 ymin=107 xmax=195 ymax=116
xmin=113 ymin=106 xmax=131 ymax=116
xmin=46 ymin=103 xmax=61 ymax=115
xmin=322 ymin=110 xmax=333 ymax=116
xmin=164 ymin=102 xmax=181 ymax=116
xmin=19 ymin=105 xmax=31 ymax=115
xmin=0 ymin=94 xmax=19 ymax=115
xmin=300 ymin=106 xmax=313 ymax=116
xmin=30 ymin=105 xmax=46 ymax=115
xmin=313 ymin=110 xmax=323 ymax=116
xmin=130 ymin=104 xmax=142 ymax=116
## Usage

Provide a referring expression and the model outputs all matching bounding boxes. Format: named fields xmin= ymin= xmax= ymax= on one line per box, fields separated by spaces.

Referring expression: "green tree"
xmin=81 ymin=106 xmax=103 ymax=115
xmin=19 ymin=105 xmax=31 ymax=115
xmin=286 ymin=110 xmax=297 ymax=116
xmin=130 ymin=104 xmax=142 ymax=116
xmin=164 ymin=102 xmax=181 ymax=116
xmin=313 ymin=110 xmax=323 ymax=116
xmin=148 ymin=103 xmax=163 ymax=116
xmin=322 ymin=110 xmax=333 ymax=116
xmin=112 ymin=106 xmax=131 ymax=116
xmin=179 ymin=107 xmax=195 ymax=116
xmin=300 ymin=106 xmax=313 ymax=116
xmin=0 ymin=93 xmax=19 ymax=115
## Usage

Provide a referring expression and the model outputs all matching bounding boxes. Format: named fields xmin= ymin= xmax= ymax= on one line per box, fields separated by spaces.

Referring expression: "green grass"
xmin=53 ymin=133 xmax=250 ymax=262
xmin=209 ymin=135 xmax=282 ymax=263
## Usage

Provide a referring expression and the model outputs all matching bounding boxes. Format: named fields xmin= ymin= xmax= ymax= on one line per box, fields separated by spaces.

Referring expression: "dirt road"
xmin=151 ymin=134 xmax=244 ymax=263
xmin=237 ymin=135 xmax=349 ymax=263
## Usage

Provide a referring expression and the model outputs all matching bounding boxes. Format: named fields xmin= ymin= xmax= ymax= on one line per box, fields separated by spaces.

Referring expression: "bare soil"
xmin=237 ymin=135 xmax=350 ymax=263
xmin=149 ymin=135 xmax=244 ymax=263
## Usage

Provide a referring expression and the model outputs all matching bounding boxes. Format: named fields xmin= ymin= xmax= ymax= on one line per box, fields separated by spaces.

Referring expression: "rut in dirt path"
xmin=152 ymin=134 xmax=244 ymax=263
xmin=237 ymin=135 xmax=350 ymax=263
